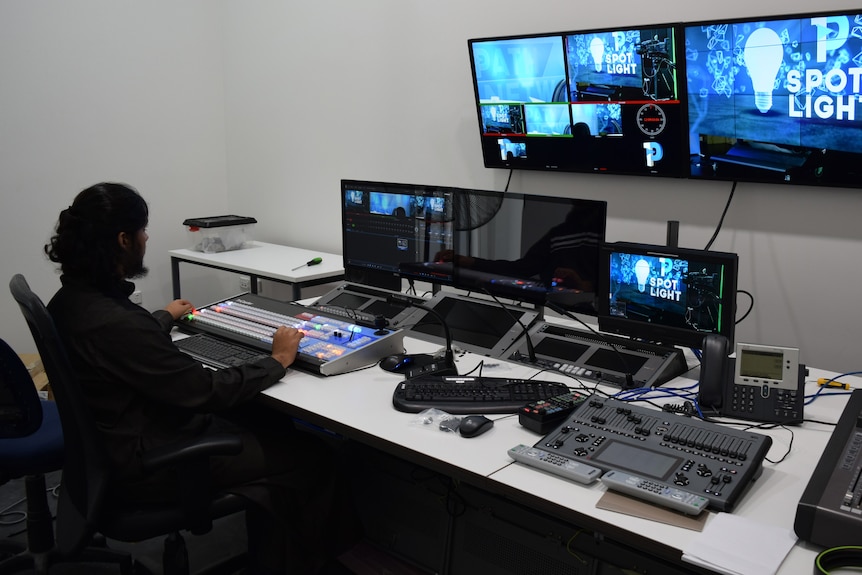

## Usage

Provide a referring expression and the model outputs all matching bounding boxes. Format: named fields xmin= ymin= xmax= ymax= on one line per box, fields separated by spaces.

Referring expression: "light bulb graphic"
xmin=743 ymin=27 xmax=783 ymax=114
xmin=590 ymin=37 xmax=605 ymax=73
xmin=634 ymin=259 xmax=651 ymax=292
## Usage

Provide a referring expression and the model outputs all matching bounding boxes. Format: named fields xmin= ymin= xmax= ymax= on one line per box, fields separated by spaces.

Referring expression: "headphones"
xmin=814 ymin=546 xmax=862 ymax=574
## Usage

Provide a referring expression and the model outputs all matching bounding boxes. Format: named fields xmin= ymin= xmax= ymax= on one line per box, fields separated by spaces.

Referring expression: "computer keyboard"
xmin=392 ymin=375 xmax=570 ymax=414
xmin=174 ymin=333 xmax=270 ymax=368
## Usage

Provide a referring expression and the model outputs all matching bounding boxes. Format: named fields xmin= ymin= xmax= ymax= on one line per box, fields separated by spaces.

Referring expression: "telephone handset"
xmin=698 ymin=335 xmax=805 ymax=424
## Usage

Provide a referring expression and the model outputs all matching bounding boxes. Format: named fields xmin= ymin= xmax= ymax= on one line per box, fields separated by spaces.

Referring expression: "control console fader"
xmin=531 ymin=395 xmax=772 ymax=512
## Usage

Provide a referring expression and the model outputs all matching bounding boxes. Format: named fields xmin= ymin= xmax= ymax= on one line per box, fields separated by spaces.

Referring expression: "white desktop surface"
xmin=261 ymin=335 xmax=858 ymax=575
xmin=169 ymin=241 xmax=344 ymax=284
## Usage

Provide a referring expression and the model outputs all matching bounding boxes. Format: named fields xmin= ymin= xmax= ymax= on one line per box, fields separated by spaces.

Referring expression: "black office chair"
xmin=9 ymin=274 xmax=250 ymax=575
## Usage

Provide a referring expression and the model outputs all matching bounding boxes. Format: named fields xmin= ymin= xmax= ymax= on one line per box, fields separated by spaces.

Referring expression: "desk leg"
xmin=171 ymin=257 xmax=181 ymax=299
xmin=292 ymin=283 xmax=301 ymax=301
xmin=250 ymin=274 xmax=260 ymax=295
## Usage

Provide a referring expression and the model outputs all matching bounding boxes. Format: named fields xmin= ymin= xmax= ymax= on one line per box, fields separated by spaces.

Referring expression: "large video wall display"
xmin=468 ymin=10 xmax=862 ymax=189
xmin=685 ymin=10 xmax=862 ymax=187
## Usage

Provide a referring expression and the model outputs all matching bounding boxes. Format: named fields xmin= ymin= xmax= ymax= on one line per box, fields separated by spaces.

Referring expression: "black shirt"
xmin=48 ymin=276 xmax=287 ymax=481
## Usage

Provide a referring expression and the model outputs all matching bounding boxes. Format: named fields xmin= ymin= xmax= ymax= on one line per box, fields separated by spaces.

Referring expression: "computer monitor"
xmin=468 ymin=23 xmax=689 ymax=177
xmin=684 ymin=10 xmax=862 ymax=187
xmin=597 ymin=242 xmax=738 ymax=348
xmin=445 ymin=190 xmax=608 ymax=315
xmin=341 ymin=179 xmax=456 ymax=291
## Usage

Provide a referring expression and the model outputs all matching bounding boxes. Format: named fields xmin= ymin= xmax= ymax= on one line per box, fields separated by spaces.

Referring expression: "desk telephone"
xmin=699 ymin=335 xmax=805 ymax=423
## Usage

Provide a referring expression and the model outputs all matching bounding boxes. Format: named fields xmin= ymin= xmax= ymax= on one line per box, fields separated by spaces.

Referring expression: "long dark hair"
xmin=45 ymin=183 xmax=149 ymax=286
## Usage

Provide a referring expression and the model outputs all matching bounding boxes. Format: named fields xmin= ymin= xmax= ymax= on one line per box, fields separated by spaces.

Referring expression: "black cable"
xmin=704 ymin=180 xmax=737 ymax=251
xmin=735 ymin=289 xmax=754 ymax=324
xmin=503 ymin=169 xmax=514 ymax=193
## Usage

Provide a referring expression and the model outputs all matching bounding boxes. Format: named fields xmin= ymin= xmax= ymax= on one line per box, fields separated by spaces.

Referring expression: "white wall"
xmin=0 ymin=1 xmax=230 ymax=355
xmin=2 ymin=1 xmax=860 ymax=374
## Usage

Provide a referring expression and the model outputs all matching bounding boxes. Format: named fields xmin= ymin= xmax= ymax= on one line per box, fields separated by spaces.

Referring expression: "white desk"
xmin=260 ymin=335 xmax=857 ymax=575
xmin=169 ymin=241 xmax=344 ymax=301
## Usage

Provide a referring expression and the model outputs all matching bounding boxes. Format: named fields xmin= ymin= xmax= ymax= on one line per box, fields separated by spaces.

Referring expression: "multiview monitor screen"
xmin=685 ymin=10 xmax=862 ymax=187
xmin=597 ymin=242 xmax=738 ymax=349
xmin=468 ymin=23 xmax=689 ymax=177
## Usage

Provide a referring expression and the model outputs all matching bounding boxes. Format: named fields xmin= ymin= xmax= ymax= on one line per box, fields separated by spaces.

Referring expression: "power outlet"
xmin=130 ymin=290 xmax=143 ymax=305
xmin=239 ymin=276 xmax=251 ymax=291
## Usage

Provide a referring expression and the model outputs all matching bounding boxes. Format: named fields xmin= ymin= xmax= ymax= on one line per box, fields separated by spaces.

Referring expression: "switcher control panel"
xmin=177 ymin=293 xmax=403 ymax=376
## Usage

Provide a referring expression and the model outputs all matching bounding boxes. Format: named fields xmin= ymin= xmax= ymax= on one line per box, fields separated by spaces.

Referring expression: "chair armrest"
xmin=139 ymin=433 xmax=243 ymax=474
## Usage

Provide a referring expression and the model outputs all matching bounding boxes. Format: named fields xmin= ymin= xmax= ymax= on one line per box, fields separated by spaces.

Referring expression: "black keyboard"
xmin=174 ymin=333 xmax=269 ymax=368
xmin=392 ymin=375 xmax=570 ymax=414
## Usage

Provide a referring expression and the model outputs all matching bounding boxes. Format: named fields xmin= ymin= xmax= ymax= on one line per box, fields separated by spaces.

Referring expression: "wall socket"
xmin=239 ymin=275 xmax=251 ymax=291
xmin=130 ymin=290 xmax=143 ymax=305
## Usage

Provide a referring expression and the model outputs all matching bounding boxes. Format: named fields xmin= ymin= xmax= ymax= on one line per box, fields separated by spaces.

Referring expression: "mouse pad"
xmin=596 ymin=491 xmax=708 ymax=531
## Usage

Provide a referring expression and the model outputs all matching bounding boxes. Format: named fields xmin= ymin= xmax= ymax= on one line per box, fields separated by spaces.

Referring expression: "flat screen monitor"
xmin=341 ymin=180 xmax=457 ymax=290
xmin=685 ymin=10 xmax=862 ymax=187
xmin=468 ymin=23 xmax=688 ymax=177
xmin=597 ymin=242 xmax=738 ymax=349
xmin=445 ymin=190 xmax=607 ymax=315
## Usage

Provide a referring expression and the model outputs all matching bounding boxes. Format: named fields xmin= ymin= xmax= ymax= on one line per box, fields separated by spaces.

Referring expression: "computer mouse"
xmin=459 ymin=415 xmax=494 ymax=438
xmin=379 ymin=353 xmax=412 ymax=373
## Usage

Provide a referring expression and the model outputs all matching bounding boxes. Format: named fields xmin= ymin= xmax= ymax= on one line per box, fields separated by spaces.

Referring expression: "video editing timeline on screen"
xmin=175 ymin=293 xmax=404 ymax=376
xmin=527 ymin=396 xmax=772 ymax=512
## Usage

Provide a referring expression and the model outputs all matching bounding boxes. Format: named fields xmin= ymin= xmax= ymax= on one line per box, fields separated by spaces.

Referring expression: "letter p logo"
xmin=644 ymin=142 xmax=664 ymax=167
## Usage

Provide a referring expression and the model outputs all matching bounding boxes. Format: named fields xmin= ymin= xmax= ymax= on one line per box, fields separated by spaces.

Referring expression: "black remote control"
xmin=518 ymin=390 xmax=588 ymax=434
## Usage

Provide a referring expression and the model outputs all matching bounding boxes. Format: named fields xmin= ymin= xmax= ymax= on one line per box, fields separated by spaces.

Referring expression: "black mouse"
xmin=459 ymin=415 xmax=494 ymax=438
xmin=379 ymin=353 xmax=413 ymax=373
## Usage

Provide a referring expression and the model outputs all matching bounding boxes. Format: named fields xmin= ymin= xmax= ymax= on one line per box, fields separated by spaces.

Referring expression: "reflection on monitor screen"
xmin=598 ymin=242 xmax=738 ymax=348
xmin=685 ymin=10 xmax=862 ymax=187
xmin=447 ymin=190 xmax=607 ymax=315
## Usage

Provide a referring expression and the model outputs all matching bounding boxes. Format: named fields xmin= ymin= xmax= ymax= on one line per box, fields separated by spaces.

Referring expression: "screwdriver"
xmin=292 ymin=257 xmax=323 ymax=271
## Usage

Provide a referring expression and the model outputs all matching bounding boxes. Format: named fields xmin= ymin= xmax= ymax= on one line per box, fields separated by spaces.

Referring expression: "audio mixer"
xmin=176 ymin=293 xmax=404 ymax=376
xmin=521 ymin=395 xmax=772 ymax=512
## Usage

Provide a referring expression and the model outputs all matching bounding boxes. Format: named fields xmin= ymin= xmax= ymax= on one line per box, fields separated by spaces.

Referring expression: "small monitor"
xmin=597 ymin=242 xmax=738 ymax=348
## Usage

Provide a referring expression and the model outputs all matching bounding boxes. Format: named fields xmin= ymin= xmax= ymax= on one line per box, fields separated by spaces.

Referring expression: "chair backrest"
xmin=0 ymin=337 xmax=43 ymax=439
xmin=9 ymin=273 xmax=111 ymax=552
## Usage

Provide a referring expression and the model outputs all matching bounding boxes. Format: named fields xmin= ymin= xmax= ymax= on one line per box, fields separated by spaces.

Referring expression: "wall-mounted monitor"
xmin=468 ymin=23 xmax=689 ymax=177
xmin=597 ymin=242 xmax=738 ymax=349
xmin=685 ymin=10 xmax=862 ymax=187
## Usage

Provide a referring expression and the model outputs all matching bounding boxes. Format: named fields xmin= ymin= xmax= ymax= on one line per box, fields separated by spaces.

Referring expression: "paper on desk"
xmin=682 ymin=512 xmax=797 ymax=575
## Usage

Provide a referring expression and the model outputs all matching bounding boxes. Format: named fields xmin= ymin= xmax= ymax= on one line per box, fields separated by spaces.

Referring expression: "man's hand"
xmin=164 ymin=299 xmax=194 ymax=320
xmin=271 ymin=326 xmax=304 ymax=369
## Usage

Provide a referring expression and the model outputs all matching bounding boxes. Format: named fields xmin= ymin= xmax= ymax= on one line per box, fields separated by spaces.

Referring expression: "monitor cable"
xmin=704 ymin=180 xmax=737 ymax=251
xmin=482 ymin=288 xmax=537 ymax=363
